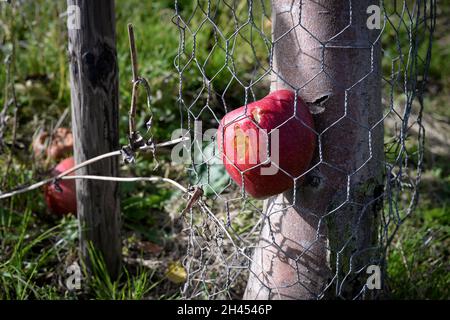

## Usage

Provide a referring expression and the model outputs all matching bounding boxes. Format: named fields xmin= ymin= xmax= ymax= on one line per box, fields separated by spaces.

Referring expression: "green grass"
xmin=0 ymin=208 xmax=78 ymax=299
xmin=386 ymin=169 xmax=450 ymax=299
xmin=387 ymin=207 xmax=450 ymax=299
xmin=0 ymin=207 xmax=160 ymax=299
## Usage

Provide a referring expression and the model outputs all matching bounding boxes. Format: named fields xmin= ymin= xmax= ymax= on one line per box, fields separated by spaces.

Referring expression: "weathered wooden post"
xmin=67 ymin=0 xmax=121 ymax=278
xmin=245 ymin=0 xmax=383 ymax=299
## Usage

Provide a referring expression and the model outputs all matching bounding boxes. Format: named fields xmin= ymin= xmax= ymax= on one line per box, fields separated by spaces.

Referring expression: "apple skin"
xmin=217 ymin=90 xmax=316 ymax=199
xmin=44 ymin=157 xmax=77 ymax=215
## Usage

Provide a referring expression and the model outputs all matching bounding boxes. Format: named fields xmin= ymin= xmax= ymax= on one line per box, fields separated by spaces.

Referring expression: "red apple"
xmin=44 ymin=157 xmax=77 ymax=215
xmin=217 ymin=90 xmax=316 ymax=199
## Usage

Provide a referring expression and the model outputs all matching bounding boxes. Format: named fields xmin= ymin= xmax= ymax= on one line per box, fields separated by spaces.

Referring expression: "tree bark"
xmin=67 ymin=0 xmax=121 ymax=278
xmin=244 ymin=0 xmax=383 ymax=299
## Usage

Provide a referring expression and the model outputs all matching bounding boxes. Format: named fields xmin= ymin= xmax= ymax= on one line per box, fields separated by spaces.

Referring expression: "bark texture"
xmin=244 ymin=0 xmax=383 ymax=299
xmin=67 ymin=0 xmax=121 ymax=278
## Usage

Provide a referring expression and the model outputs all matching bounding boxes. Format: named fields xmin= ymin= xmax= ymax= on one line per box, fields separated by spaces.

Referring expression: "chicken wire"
xmin=172 ymin=0 xmax=435 ymax=300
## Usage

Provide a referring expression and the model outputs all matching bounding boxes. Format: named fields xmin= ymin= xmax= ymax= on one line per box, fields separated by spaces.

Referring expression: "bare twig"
xmin=125 ymin=23 xmax=155 ymax=170
xmin=0 ymin=54 xmax=14 ymax=153
xmin=52 ymin=107 xmax=70 ymax=135
xmin=180 ymin=186 xmax=203 ymax=218
xmin=128 ymin=23 xmax=139 ymax=138
xmin=128 ymin=23 xmax=138 ymax=83
xmin=1 ymin=107 xmax=18 ymax=187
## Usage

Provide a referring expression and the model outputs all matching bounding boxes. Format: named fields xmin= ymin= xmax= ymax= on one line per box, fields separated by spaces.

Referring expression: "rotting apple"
xmin=33 ymin=127 xmax=73 ymax=161
xmin=217 ymin=89 xmax=316 ymax=199
xmin=44 ymin=157 xmax=77 ymax=215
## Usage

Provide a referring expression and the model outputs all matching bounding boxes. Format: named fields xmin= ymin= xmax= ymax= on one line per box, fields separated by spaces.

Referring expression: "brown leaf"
xmin=137 ymin=241 xmax=163 ymax=255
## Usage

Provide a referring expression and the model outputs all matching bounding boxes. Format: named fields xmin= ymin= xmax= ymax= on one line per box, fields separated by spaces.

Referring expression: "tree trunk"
xmin=244 ymin=0 xmax=383 ymax=299
xmin=67 ymin=0 xmax=121 ymax=278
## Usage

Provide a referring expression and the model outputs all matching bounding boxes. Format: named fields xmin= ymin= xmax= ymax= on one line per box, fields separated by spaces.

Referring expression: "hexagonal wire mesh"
xmin=172 ymin=0 xmax=435 ymax=299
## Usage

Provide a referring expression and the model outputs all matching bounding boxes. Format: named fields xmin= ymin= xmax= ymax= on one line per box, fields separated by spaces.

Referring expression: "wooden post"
xmin=67 ymin=0 xmax=121 ymax=278
xmin=244 ymin=0 xmax=383 ymax=299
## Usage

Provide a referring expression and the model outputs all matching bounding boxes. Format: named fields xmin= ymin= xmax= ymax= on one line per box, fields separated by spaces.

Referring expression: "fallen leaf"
xmin=137 ymin=241 xmax=163 ymax=255
xmin=166 ymin=261 xmax=187 ymax=284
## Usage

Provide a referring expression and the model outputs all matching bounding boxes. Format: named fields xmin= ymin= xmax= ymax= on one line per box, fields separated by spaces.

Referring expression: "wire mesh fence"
xmin=172 ymin=0 xmax=436 ymax=299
